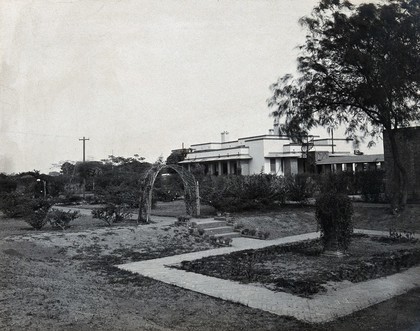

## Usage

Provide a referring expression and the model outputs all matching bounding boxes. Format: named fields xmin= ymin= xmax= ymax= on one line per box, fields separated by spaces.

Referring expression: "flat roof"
xmin=188 ymin=145 xmax=248 ymax=154
xmin=316 ymin=154 xmax=384 ymax=165
xmin=190 ymin=134 xmax=290 ymax=147
xmin=265 ymin=152 xmax=302 ymax=158
xmin=179 ymin=154 xmax=252 ymax=163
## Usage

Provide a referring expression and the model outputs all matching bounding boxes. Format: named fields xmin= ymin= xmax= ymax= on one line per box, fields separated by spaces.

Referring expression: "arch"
xmin=138 ymin=164 xmax=200 ymax=222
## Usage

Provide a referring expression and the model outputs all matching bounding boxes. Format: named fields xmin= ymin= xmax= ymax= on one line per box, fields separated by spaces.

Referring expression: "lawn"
xmin=1 ymin=201 xmax=420 ymax=330
xmin=230 ymin=202 xmax=420 ymax=239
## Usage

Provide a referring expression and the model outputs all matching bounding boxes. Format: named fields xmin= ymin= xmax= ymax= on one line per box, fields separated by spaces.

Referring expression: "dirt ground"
xmin=1 ymin=202 xmax=420 ymax=330
xmin=179 ymin=235 xmax=420 ymax=297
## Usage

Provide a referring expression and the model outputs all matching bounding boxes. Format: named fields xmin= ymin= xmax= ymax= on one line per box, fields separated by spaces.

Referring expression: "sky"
xmin=0 ymin=0 xmax=383 ymax=174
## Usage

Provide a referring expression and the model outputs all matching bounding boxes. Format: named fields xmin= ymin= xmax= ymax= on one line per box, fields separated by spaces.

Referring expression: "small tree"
xmin=91 ymin=204 xmax=132 ymax=226
xmin=23 ymin=199 xmax=54 ymax=230
xmin=316 ymin=192 xmax=353 ymax=253
xmin=46 ymin=209 xmax=80 ymax=230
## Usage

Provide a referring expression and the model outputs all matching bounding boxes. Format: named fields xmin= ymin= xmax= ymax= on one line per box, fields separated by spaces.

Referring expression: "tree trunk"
xmin=387 ymin=130 xmax=408 ymax=211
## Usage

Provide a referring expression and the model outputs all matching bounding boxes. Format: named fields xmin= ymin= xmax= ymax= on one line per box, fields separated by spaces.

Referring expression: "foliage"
xmin=357 ymin=169 xmax=386 ymax=203
xmin=60 ymin=161 xmax=76 ymax=177
xmin=208 ymin=235 xmax=233 ymax=247
xmin=318 ymin=172 xmax=354 ymax=195
xmin=75 ymin=161 xmax=104 ymax=184
xmin=0 ymin=193 xmax=33 ymax=218
xmin=153 ymin=172 xmax=184 ymax=202
xmin=23 ymin=198 xmax=55 ymax=230
xmin=268 ymin=0 xmax=420 ymax=209
xmin=285 ymin=174 xmax=317 ymax=203
xmin=175 ymin=215 xmax=191 ymax=226
xmin=317 ymin=170 xmax=386 ymax=202
xmin=0 ymin=174 xmax=17 ymax=193
xmin=166 ymin=149 xmax=190 ymax=165
xmin=92 ymin=155 xmax=150 ymax=206
xmin=95 ymin=185 xmax=139 ymax=208
xmin=91 ymin=204 xmax=132 ymax=226
xmin=239 ymin=227 xmax=270 ymax=240
xmin=199 ymin=174 xmax=287 ymax=213
xmin=316 ymin=192 xmax=354 ymax=251
xmin=46 ymin=209 xmax=80 ymax=230
xmin=46 ymin=175 xmax=66 ymax=197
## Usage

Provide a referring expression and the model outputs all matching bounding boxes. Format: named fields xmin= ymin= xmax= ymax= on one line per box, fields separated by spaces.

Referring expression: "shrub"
xmin=239 ymin=227 xmax=270 ymax=240
xmin=175 ymin=215 xmax=191 ymax=226
xmin=0 ymin=192 xmax=33 ymax=218
xmin=94 ymin=185 xmax=139 ymax=208
xmin=199 ymin=174 xmax=287 ymax=213
xmin=0 ymin=174 xmax=17 ymax=193
xmin=207 ymin=235 xmax=232 ymax=247
xmin=318 ymin=172 xmax=355 ymax=195
xmin=23 ymin=199 xmax=54 ymax=230
xmin=356 ymin=169 xmax=386 ymax=202
xmin=91 ymin=204 xmax=132 ymax=226
xmin=316 ymin=193 xmax=353 ymax=252
xmin=47 ymin=209 xmax=80 ymax=230
xmin=285 ymin=174 xmax=316 ymax=203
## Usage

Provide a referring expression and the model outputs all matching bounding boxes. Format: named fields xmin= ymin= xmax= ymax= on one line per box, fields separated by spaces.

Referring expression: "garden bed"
xmin=178 ymin=234 xmax=420 ymax=297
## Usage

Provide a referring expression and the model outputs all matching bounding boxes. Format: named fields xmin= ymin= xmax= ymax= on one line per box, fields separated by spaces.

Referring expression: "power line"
xmin=3 ymin=131 xmax=76 ymax=138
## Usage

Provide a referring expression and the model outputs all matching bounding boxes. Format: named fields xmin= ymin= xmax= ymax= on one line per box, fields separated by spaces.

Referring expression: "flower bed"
xmin=177 ymin=234 xmax=420 ymax=297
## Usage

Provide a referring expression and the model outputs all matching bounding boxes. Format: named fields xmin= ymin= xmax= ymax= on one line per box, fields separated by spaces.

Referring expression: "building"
xmin=177 ymin=129 xmax=376 ymax=176
xmin=316 ymin=154 xmax=384 ymax=173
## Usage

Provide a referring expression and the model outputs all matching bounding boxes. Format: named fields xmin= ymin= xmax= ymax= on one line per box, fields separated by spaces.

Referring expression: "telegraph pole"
xmin=79 ymin=136 xmax=90 ymax=199
xmin=79 ymin=136 xmax=90 ymax=162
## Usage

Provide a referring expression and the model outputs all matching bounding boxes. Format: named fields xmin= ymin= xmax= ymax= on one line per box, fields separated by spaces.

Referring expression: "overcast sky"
xmin=0 ymin=0 xmax=382 ymax=174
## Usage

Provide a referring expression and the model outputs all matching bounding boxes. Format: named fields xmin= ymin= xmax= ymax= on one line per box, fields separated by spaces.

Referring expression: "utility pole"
xmin=79 ymin=136 xmax=90 ymax=199
xmin=79 ymin=136 xmax=90 ymax=162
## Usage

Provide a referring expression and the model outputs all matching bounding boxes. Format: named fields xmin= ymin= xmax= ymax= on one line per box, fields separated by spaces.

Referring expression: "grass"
xmin=151 ymin=200 xmax=216 ymax=217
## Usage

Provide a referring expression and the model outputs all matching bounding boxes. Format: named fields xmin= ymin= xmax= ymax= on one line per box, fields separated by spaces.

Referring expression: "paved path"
xmin=118 ymin=229 xmax=420 ymax=323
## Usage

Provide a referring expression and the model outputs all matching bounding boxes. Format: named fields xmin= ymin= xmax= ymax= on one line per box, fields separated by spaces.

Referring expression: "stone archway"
xmin=139 ymin=164 xmax=200 ymax=222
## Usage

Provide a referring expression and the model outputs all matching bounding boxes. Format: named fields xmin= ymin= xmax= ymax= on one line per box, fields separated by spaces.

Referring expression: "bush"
xmin=46 ymin=209 xmax=80 ymax=230
xmin=0 ymin=174 xmax=17 ymax=194
xmin=94 ymin=185 xmax=139 ymax=208
xmin=175 ymin=215 xmax=191 ymax=226
xmin=23 ymin=199 xmax=54 ymax=230
xmin=199 ymin=175 xmax=287 ymax=212
xmin=285 ymin=174 xmax=316 ymax=203
xmin=356 ymin=169 xmax=386 ymax=202
xmin=0 ymin=193 xmax=32 ymax=218
xmin=318 ymin=172 xmax=355 ymax=195
xmin=316 ymin=193 xmax=353 ymax=252
xmin=91 ymin=204 xmax=132 ymax=226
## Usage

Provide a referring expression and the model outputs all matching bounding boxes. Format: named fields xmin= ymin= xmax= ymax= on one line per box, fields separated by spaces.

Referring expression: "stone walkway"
xmin=118 ymin=230 xmax=420 ymax=323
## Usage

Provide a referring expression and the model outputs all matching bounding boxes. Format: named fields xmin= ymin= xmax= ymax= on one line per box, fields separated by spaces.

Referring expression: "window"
xmin=270 ymin=158 xmax=276 ymax=173
xmin=222 ymin=162 xmax=228 ymax=175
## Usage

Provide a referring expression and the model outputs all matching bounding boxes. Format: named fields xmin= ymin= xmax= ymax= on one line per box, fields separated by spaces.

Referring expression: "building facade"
xmin=178 ymin=130 xmax=368 ymax=176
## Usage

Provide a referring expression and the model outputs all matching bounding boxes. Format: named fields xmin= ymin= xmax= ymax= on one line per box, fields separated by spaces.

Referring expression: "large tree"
xmin=268 ymin=0 xmax=420 ymax=209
